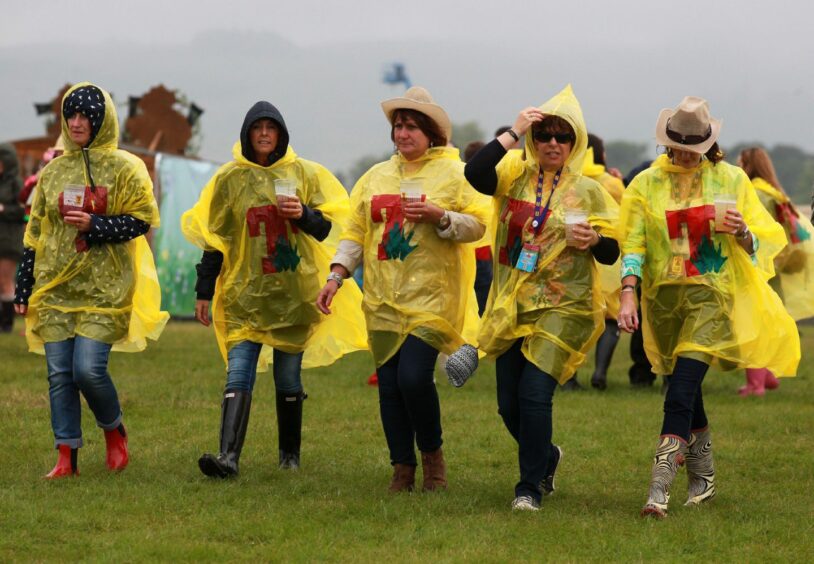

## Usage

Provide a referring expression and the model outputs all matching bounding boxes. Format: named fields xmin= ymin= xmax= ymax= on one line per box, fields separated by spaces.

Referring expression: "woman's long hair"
xmin=739 ymin=146 xmax=785 ymax=192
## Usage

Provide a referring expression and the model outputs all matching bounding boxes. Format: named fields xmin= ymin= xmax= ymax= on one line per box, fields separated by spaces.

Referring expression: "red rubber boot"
xmin=104 ymin=424 xmax=129 ymax=472
xmin=764 ymin=370 xmax=780 ymax=391
xmin=739 ymin=369 xmax=766 ymax=397
xmin=44 ymin=445 xmax=78 ymax=479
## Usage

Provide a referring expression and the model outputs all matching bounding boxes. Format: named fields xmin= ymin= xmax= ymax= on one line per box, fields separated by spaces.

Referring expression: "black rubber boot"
xmin=276 ymin=390 xmax=305 ymax=469
xmin=591 ymin=319 xmax=620 ymax=390
xmin=198 ymin=389 xmax=252 ymax=478
xmin=0 ymin=300 xmax=14 ymax=333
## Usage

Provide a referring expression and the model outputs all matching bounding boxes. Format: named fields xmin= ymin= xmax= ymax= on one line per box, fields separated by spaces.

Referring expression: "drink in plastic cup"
xmin=400 ymin=179 xmax=424 ymax=203
xmin=275 ymin=179 xmax=297 ymax=201
xmin=564 ymin=210 xmax=588 ymax=246
xmin=714 ymin=196 xmax=736 ymax=233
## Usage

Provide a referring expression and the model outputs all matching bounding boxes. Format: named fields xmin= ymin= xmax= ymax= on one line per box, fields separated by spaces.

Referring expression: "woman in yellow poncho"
xmin=462 ymin=85 xmax=620 ymax=511
xmin=182 ymin=101 xmax=366 ymax=478
xmin=736 ymin=146 xmax=814 ymax=395
xmin=317 ymin=87 xmax=490 ymax=493
xmin=618 ymin=97 xmax=800 ymax=518
xmin=13 ymin=82 xmax=167 ymax=479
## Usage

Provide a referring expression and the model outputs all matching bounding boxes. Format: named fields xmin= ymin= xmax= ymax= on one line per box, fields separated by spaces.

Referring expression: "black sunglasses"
xmin=532 ymin=130 xmax=574 ymax=144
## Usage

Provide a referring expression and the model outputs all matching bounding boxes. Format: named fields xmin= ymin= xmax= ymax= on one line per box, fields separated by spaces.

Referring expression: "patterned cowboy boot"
xmin=685 ymin=427 xmax=716 ymax=506
xmin=641 ymin=435 xmax=686 ymax=518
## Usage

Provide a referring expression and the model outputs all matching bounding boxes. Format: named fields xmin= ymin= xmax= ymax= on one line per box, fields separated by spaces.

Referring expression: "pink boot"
xmin=739 ymin=369 xmax=767 ymax=397
xmin=764 ymin=370 xmax=780 ymax=391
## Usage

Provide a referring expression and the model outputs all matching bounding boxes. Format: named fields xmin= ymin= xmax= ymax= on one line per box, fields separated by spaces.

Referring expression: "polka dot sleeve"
xmin=14 ymin=248 xmax=36 ymax=305
xmin=84 ymin=214 xmax=150 ymax=246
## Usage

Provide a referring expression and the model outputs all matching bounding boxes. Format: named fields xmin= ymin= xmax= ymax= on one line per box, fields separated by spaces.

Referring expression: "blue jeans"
xmin=226 ymin=341 xmax=303 ymax=394
xmin=44 ymin=336 xmax=122 ymax=449
xmin=496 ymin=339 xmax=559 ymax=503
xmin=376 ymin=335 xmax=441 ymax=465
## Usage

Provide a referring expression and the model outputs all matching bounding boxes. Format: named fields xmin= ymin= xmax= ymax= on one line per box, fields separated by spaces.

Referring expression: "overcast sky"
xmin=2 ymin=0 xmax=812 ymax=174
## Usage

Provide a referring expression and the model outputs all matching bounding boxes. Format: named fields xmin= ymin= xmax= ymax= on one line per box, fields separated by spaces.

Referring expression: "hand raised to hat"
xmin=512 ymin=107 xmax=545 ymax=136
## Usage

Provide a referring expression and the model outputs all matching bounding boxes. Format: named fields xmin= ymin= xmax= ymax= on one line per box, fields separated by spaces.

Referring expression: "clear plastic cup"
xmin=275 ymin=179 xmax=297 ymax=202
xmin=714 ymin=196 xmax=737 ymax=233
xmin=564 ymin=210 xmax=588 ymax=246
xmin=400 ymin=179 xmax=424 ymax=203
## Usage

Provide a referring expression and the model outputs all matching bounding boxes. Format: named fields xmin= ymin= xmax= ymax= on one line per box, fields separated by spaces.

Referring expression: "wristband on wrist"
xmin=327 ymin=272 xmax=344 ymax=288
xmin=505 ymin=129 xmax=519 ymax=142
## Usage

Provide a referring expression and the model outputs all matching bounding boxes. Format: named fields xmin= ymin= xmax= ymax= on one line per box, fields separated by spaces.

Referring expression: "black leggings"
xmin=660 ymin=357 xmax=709 ymax=441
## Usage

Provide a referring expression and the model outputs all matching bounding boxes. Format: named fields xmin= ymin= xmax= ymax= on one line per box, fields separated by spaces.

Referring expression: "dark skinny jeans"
xmin=496 ymin=339 xmax=559 ymax=503
xmin=661 ymin=356 xmax=709 ymax=440
xmin=377 ymin=335 xmax=442 ymax=466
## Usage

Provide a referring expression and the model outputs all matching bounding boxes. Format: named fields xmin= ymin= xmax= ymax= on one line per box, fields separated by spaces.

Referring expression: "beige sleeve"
xmin=331 ymin=239 xmax=364 ymax=274
xmin=435 ymin=210 xmax=486 ymax=243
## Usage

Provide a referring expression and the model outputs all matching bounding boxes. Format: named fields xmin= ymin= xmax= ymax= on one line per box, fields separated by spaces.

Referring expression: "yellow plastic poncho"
xmin=620 ymin=155 xmax=800 ymax=376
xmin=182 ymin=143 xmax=367 ymax=370
xmin=752 ymin=177 xmax=814 ymax=321
xmin=478 ymin=85 xmax=620 ymax=383
xmin=583 ymin=146 xmax=625 ymax=318
xmin=343 ymin=146 xmax=491 ymax=366
xmin=23 ymin=82 xmax=167 ymax=353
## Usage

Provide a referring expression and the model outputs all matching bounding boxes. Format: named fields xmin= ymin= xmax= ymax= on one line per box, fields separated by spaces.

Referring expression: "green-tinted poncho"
xmin=620 ymin=156 xmax=800 ymax=376
xmin=182 ymin=142 xmax=367 ymax=370
xmin=23 ymin=82 xmax=167 ymax=353
xmin=478 ymin=85 xmax=619 ymax=383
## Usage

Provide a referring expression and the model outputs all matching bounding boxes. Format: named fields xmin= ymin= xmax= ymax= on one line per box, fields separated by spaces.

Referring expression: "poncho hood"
xmin=61 ymin=82 xmax=118 ymax=154
xmin=239 ymin=101 xmax=289 ymax=166
xmin=524 ymin=84 xmax=589 ymax=176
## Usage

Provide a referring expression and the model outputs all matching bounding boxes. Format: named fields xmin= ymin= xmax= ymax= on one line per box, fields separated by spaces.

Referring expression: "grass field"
xmin=1 ymin=320 xmax=812 ymax=562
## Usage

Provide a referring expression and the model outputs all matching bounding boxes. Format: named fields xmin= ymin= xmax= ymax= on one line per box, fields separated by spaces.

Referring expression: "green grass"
xmin=1 ymin=320 xmax=812 ymax=562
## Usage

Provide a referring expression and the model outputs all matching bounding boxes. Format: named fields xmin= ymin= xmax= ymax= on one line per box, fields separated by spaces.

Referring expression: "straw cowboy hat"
xmin=381 ymin=86 xmax=452 ymax=141
xmin=655 ymin=96 xmax=722 ymax=154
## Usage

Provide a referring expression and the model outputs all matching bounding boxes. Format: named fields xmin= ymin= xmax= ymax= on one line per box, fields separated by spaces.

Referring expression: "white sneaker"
xmin=511 ymin=495 xmax=540 ymax=511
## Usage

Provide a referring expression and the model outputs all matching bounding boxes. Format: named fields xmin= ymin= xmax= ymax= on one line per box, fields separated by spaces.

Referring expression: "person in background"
xmin=565 ymin=133 xmax=627 ymax=390
xmin=736 ymin=147 xmax=814 ymax=396
xmin=623 ymin=160 xmax=658 ymax=388
xmin=618 ymin=96 xmax=799 ymax=518
xmin=0 ymin=143 xmax=25 ymax=333
xmin=182 ymin=100 xmax=366 ymax=478
xmin=317 ymin=87 xmax=489 ymax=494
xmin=14 ymin=82 xmax=168 ymax=478
xmin=463 ymin=140 xmax=493 ymax=316
xmin=20 ymin=139 xmax=65 ymax=221
xmin=463 ymin=85 xmax=619 ymax=511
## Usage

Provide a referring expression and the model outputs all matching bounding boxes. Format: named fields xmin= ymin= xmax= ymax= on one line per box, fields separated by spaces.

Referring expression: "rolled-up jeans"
xmin=44 ymin=336 xmax=122 ymax=449
xmin=225 ymin=340 xmax=304 ymax=394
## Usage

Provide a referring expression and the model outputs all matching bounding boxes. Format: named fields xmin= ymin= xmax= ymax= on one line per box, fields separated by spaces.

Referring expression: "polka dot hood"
xmin=60 ymin=82 xmax=119 ymax=152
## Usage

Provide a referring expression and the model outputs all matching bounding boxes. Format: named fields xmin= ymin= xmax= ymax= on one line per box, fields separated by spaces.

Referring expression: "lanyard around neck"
xmin=531 ymin=168 xmax=561 ymax=235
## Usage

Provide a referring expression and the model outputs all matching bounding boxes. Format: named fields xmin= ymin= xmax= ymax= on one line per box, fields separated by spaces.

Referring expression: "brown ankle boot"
xmin=388 ymin=463 xmax=416 ymax=493
xmin=421 ymin=447 xmax=447 ymax=492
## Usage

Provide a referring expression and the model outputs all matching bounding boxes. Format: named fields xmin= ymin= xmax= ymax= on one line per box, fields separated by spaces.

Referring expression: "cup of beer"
xmin=714 ymin=196 xmax=737 ymax=233
xmin=564 ymin=210 xmax=588 ymax=246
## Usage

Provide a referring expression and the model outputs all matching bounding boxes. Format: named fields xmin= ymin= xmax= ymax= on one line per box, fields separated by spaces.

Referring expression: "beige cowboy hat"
xmin=655 ymin=96 xmax=722 ymax=154
xmin=381 ymin=86 xmax=452 ymax=141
